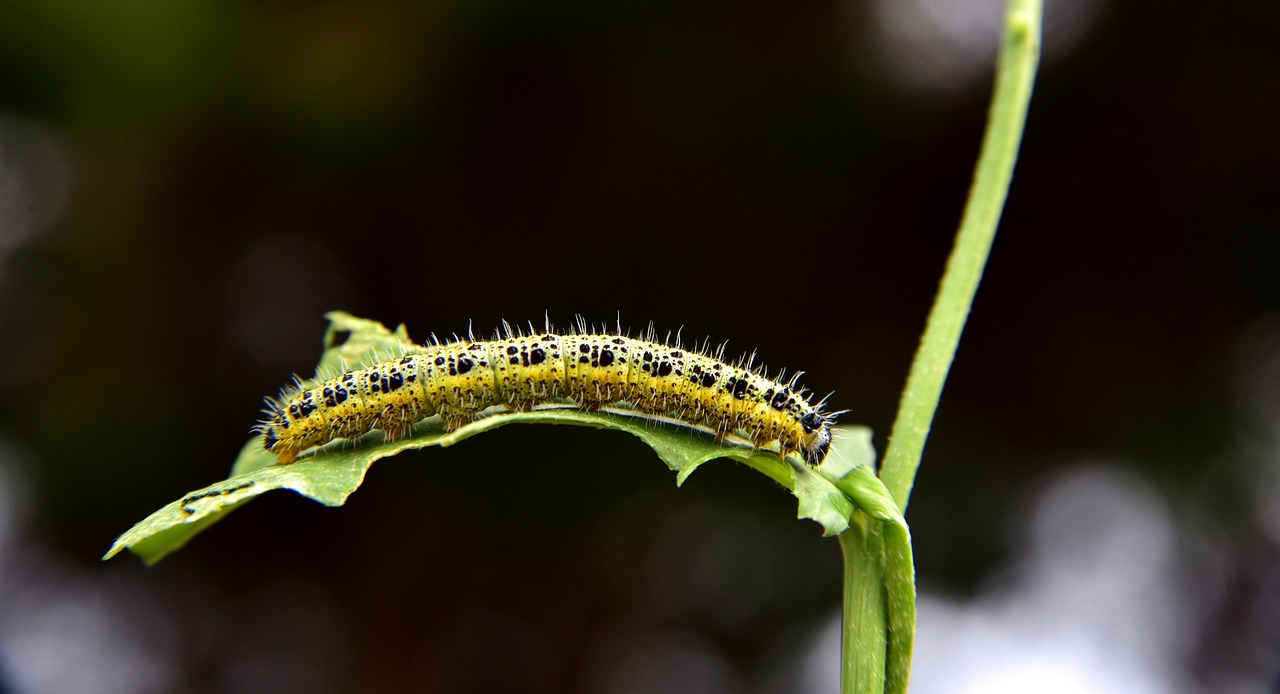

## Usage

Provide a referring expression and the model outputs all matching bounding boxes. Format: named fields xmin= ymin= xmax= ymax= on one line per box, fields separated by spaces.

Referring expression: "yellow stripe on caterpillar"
xmin=257 ymin=328 xmax=840 ymax=467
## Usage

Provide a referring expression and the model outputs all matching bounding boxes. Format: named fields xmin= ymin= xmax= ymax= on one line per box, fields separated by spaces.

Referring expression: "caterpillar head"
xmin=799 ymin=412 xmax=834 ymax=466
xmin=255 ymin=402 xmax=299 ymax=463
xmin=262 ymin=427 xmax=279 ymax=452
xmin=258 ymin=422 xmax=299 ymax=464
xmin=256 ymin=403 xmax=285 ymax=452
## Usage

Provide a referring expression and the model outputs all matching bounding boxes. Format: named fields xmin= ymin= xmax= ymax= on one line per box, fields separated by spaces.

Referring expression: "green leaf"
xmin=314 ymin=310 xmax=420 ymax=379
xmin=105 ymin=313 xmax=877 ymax=564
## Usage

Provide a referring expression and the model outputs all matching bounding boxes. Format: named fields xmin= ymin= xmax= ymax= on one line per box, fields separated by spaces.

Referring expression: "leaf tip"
xmin=674 ymin=464 xmax=700 ymax=487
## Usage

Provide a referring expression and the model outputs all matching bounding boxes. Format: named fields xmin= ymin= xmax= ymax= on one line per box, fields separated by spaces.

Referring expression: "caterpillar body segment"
xmin=259 ymin=329 xmax=838 ymax=467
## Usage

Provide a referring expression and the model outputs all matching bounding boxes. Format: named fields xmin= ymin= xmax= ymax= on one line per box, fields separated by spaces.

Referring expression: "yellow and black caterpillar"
xmin=258 ymin=323 xmax=840 ymax=467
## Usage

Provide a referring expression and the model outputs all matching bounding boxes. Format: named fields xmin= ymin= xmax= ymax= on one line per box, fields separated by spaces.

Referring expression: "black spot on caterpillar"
xmin=257 ymin=321 xmax=842 ymax=467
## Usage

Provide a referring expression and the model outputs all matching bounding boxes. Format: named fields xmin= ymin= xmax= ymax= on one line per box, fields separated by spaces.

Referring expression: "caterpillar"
xmin=257 ymin=322 xmax=841 ymax=467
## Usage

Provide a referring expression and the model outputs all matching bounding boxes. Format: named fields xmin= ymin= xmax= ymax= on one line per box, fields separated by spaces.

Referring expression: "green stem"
xmin=834 ymin=466 xmax=915 ymax=694
xmin=839 ymin=517 xmax=887 ymax=694
xmin=878 ymin=0 xmax=1042 ymax=513
xmin=837 ymin=2 xmax=1042 ymax=693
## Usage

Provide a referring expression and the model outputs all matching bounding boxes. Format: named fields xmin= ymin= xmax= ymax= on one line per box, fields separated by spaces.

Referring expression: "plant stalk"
xmin=878 ymin=0 xmax=1042 ymax=513
xmin=838 ymin=1 xmax=1042 ymax=692
xmin=839 ymin=517 xmax=887 ymax=694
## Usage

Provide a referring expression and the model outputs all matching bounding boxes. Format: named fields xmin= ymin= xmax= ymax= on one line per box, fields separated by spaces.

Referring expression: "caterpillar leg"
xmin=712 ymin=420 xmax=733 ymax=445
xmin=263 ymin=431 xmax=301 ymax=465
xmin=441 ymin=412 xmax=476 ymax=431
xmin=382 ymin=422 xmax=415 ymax=442
xmin=376 ymin=403 xmax=423 ymax=442
xmin=778 ymin=444 xmax=798 ymax=465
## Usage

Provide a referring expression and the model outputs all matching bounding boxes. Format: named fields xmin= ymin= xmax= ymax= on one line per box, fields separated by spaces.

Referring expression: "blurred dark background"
xmin=0 ymin=0 xmax=1277 ymax=692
